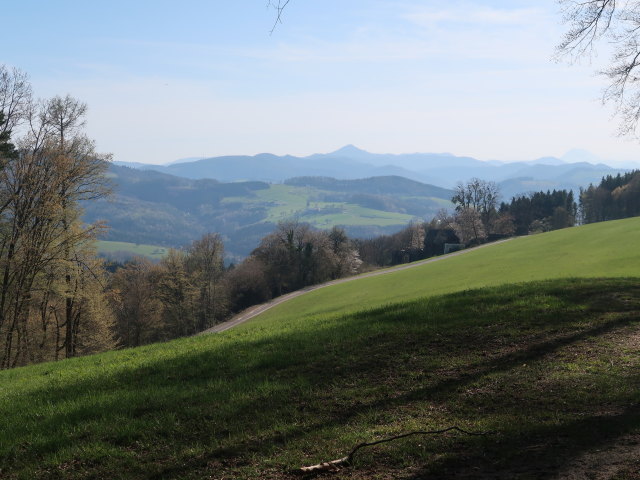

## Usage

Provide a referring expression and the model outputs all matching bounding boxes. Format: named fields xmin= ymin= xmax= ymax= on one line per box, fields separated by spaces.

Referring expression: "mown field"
xmin=1 ymin=218 xmax=640 ymax=479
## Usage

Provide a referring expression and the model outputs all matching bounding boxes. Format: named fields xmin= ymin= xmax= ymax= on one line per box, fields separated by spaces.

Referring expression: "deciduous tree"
xmin=558 ymin=0 xmax=640 ymax=136
xmin=186 ymin=233 xmax=227 ymax=330
xmin=0 ymin=65 xmax=31 ymax=136
xmin=109 ymin=257 xmax=163 ymax=347
xmin=0 ymin=66 xmax=113 ymax=367
xmin=452 ymin=207 xmax=487 ymax=245
xmin=451 ymin=178 xmax=499 ymax=231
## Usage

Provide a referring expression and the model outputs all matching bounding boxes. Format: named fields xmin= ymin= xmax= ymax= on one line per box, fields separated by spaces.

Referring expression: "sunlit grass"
xmin=252 ymin=217 xmax=640 ymax=326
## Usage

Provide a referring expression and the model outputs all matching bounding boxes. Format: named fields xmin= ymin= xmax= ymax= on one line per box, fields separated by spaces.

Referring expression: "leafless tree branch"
xmin=268 ymin=0 xmax=291 ymax=34
xmin=557 ymin=0 xmax=640 ymax=136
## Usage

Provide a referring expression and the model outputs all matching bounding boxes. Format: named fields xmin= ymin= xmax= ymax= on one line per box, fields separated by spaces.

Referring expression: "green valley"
xmin=84 ymin=165 xmax=454 ymax=260
xmin=221 ymin=183 xmax=420 ymax=227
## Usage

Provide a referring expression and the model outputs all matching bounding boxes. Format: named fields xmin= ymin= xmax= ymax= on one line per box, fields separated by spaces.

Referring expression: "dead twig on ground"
xmin=298 ymin=426 xmax=495 ymax=474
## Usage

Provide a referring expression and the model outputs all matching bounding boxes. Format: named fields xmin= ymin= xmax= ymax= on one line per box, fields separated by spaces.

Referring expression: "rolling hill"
xmin=253 ymin=217 xmax=640 ymax=323
xmin=96 ymin=241 xmax=169 ymax=262
xmin=2 ymin=218 xmax=640 ymax=478
xmin=97 ymin=148 xmax=633 ymax=260
xmin=84 ymin=165 xmax=453 ymax=259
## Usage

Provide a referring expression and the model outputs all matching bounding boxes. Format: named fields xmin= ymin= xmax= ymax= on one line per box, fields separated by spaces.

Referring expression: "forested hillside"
xmin=84 ymin=165 xmax=453 ymax=259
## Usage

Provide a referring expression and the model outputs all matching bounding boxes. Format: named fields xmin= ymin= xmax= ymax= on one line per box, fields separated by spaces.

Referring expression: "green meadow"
xmin=222 ymin=183 xmax=418 ymax=228
xmin=96 ymin=241 xmax=169 ymax=260
xmin=1 ymin=218 xmax=640 ymax=479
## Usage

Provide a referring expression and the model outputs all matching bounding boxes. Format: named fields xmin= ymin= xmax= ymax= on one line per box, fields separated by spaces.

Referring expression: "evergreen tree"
xmin=0 ymin=112 xmax=17 ymax=162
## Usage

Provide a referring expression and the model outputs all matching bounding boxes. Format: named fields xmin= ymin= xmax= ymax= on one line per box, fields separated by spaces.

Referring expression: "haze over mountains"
xmin=115 ymin=145 xmax=628 ymax=199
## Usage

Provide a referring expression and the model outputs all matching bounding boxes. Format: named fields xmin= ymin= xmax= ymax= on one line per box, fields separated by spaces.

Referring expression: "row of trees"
xmin=0 ymin=66 xmax=114 ymax=367
xmin=109 ymin=223 xmax=362 ymax=347
xmin=357 ymin=179 xmax=581 ymax=268
xmin=356 ymin=218 xmax=459 ymax=267
xmin=110 ymin=234 xmax=226 ymax=346
xmin=355 ymin=178 xmax=501 ymax=268
xmin=24 ymin=169 xmax=634 ymax=359
xmin=0 ymin=81 xmax=593 ymax=366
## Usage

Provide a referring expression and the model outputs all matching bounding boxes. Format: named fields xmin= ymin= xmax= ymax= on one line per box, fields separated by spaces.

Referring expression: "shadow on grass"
xmin=3 ymin=278 xmax=640 ymax=479
xmin=407 ymin=402 xmax=640 ymax=480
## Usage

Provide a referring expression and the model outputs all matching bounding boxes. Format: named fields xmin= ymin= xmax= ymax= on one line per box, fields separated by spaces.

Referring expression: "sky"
xmin=3 ymin=0 xmax=640 ymax=166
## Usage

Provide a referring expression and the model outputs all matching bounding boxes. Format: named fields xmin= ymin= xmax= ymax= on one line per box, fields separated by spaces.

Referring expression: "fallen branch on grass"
xmin=298 ymin=426 xmax=494 ymax=474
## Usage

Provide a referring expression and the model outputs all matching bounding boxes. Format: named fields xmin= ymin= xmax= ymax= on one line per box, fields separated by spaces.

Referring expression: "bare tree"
xmin=157 ymin=249 xmax=198 ymax=338
xmin=451 ymin=178 xmax=499 ymax=231
xmin=35 ymin=95 xmax=111 ymax=358
xmin=187 ymin=233 xmax=227 ymax=330
xmin=109 ymin=258 xmax=163 ymax=347
xmin=452 ymin=207 xmax=487 ymax=245
xmin=225 ymin=257 xmax=271 ymax=312
xmin=0 ymin=139 xmax=110 ymax=366
xmin=0 ymin=66 xmax=32 ymax=135
xmin=452 ymin=178 xmax=499 ymax=212
xmin=558 ymin=0 xmax=640 ymax=136
xmin=0 ymin=112 xmax=17 ymax=161
xmin=252 ymin=221 xmax=352 ymax=294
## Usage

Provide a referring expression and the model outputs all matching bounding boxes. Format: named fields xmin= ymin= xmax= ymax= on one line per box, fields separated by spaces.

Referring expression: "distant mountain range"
xmin=114 ymin=145 xmax=630 ymax=199
xmin=93 ymin=146 xmax=634 ymax=259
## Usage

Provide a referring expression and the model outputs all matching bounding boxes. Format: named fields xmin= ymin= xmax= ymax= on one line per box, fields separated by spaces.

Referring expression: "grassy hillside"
xmin=222 ymin=184 xmax=419 ymax=227
xmin=252 ymin=217 xmax=640 ymax=326
xmin=96 ymin=241 xmax=169 ymax=261
xmin=2 ymin=218 xmax=640 ymax=479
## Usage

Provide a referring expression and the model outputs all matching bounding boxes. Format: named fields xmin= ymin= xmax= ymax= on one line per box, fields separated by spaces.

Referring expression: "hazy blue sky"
xmin=4 ymin=0 xmax=640 ymax=165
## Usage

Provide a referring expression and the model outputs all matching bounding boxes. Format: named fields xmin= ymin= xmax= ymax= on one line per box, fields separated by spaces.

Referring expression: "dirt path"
xmin=202 ymin=239 xmax=513 ymax=335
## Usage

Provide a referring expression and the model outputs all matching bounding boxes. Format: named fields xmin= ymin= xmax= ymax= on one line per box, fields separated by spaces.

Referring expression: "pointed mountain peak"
xmin=330 ymin=144 xmax=370 ymax=156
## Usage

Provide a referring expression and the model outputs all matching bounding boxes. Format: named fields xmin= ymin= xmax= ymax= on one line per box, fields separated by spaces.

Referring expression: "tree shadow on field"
xmin=6 ymin=278 xmax=640 ymax=480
